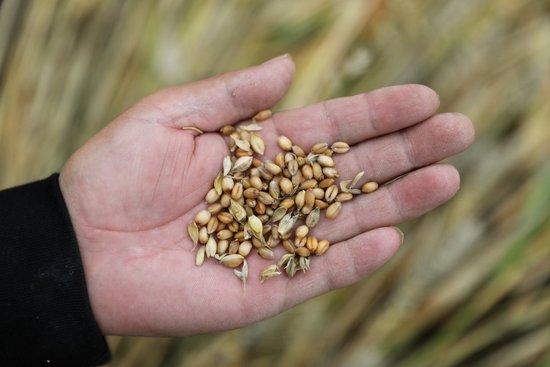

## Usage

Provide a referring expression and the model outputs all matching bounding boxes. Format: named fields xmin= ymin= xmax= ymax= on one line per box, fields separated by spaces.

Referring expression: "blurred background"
xmin=1 ymin=0 xmax=549 ymax=366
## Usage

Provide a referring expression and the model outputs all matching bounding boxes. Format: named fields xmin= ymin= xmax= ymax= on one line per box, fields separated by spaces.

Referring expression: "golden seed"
xmin=243 ymin=187 xmax=259 ymax=199
xmin=252 ymin=237 xmax=263 ymax=249
xmin=301 ymin=164 xmax=313 ymax=180
xmin=326 ymin=202 xmax=342 ymax=219
xmin=250 ymin=134 xmax=265 ymax=155
xmin=287 ymin=160 xmax=299 ymax=176
xmin=232 ymin=156 xmax=253 ymax=172
xmin=325 ymin=185 xmax=339 ymax=202
xmin=278 ymin=136 xmax=293 ymax=151
xmin=219 ymin=222 xmax=229 ymax=232
xmin=205 ymin=188 xmax=220 ymax=204
xmin=231 ymin=182 xmax=243 ymax=200
xmin=286 ymin=258 xmax=298 ymax=277
xmin=228 ymin=241 xmax=240 ymax=254
xmin=306 ymin=236 xmax=318 ymax=252
xmin=279 ymin=177 xmax=293 ymax=194
xmin=238 ymin=241 xmax=253 ymax=257
xmin=315 ymin=240 xmax=330 ymax=255
xmin=269 ymin=180 xmax=280 ymax=199
xmin=280 ymin=198 xmax=295 ymax=209
xmin=260 ymin=264 xmax=281 ymax=283
xmin=217 ymin=240 xmax=229 ymax=254
xmin=206 ymin=236 xmax=217 ymax=258
xmin=196 ymin=246 xmax=206 ymax=266
xmin=198 ymin=226 xmax=209 ymax=243
xmin=336 ymin=192 xmax=354 ymax=202
xmin=229 ymin=221 xmax=239 ymax=233
xmin=222 ymin=156 xmax=232 ymax=176
xmin=305 ymin=189 xmax=316 ymax=207
xmin=258 ymin=191 xmax=275 ymax=205
xmin=257 ymin=166 xmax=273 ymax=180
xmin=250 ymin=175 xmax=263 ymax=190
xmin=291 ymin=171 xmax=302 ymax=187
xmin=217 ymin=212 xmax=233 ymax=224
xmin=255 ymin=201 xmax=266 ymax=215
xmin=220 ymin=125 xmax=235 ymax=135
xmin=295 ymin=247 xmax=311 ymax=257
xmin=258 ymin=247 xmax=275 ymax=260
xmin=264 ymin=161 xmax=282 ymax=175
xmin=317 ymin=155 xmax=335 ymax=167
xmin=312 ymin=162 xmax=324 ymax=180
xmin=234 ymin=231 xmax=245 ymax=241
xmin=220 ymin=194 xmax=231 ymax=208
xmin=250 ymin=158 xmax=262 ymax=169
xmin=229 ymin=199 xmax=247 ymax=222
xmin=323 ymin=167 xmax=339 ymax=178
xmin=248 ymin=215 xmax=263 ymax=235
xmin=351 ymin=171 xmax=365 ymax=188
xmin=274 ymin=153 xmax=285 ymax=168
xmin=214 ymin=172 xmax=223 ymax=195
xmin=282 ymin=240 xmax=295 ymax=254
xmin=195 ymin=210 xmax=211 ymax=225
xmin=206 ymin=217 xmax=218 ymax=234
xmin=298 ymin=256 xmax=310 ymax=272
xmin=311 ymin=142 xmax=329 ymax=154
xmin=340 ymin=180 xmax=352 ymax=193
xmin=306 ymin=207 xmax=321 ymax=228
xmin=295 ymin=190 xmax=305 ymax=209
xmin=245 ymin=198 xmax=256 ymax=209
xmin=278 ymin=253 xmax=294 ymax=268
xmin=222 ymin=176 xmax=234 ymax=192
xmin=253 ymin=109 xmax=272 ymax=121
xmin=208 ymin=203 xmax=222 ymax=214
xmin=312 ymin=187 xmax=325 ymax=199
xmin=217 ymin=229 xmax=234 ymax=240
xmin=284 ymin=152 xmax=296 ymax=163
xmin=220 ymin=254 xmax=244 ymax=268
xmin=331 ymin=142 xmax=350 ymax=154
xmin=294 ymin=236 xmax=307 ymax=247
xmin=324 ymin=149 xmax=334 ymax=157
xmin=300 ymin=179 xmax=317 ymax=189
xmin=188 ymin=221 xmax=199 ymax=245
xmin=315 ymin=199 xmax=329 ymax=209
xmin=235 ymin=148 xmax=251 ymax=158
xmin=292 ymin=145 xmax=306 ymax=157
xmin=239 ymin=130 xmax=251 ymax=142
xmin=296 ymin=225 xmax=309 ymax=238
xmin=301 ymin=206 xmax=312 ymax=215
xmin=319 ymin=178 xmax=334 ymax=189
xmin=362 ymin=181 xmax=379 ymax=193
xmin=279 ymin=213 xmax=299 ymax=236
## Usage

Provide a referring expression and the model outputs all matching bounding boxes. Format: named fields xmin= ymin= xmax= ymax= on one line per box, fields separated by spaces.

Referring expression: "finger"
xmin=131 ymin=54 xmax=295 ymax=131
xmin=282 ymin=227 xmax=402 ymax=310
xmin=260 ymin=84 xmax=439 ymax=153
xmin=335 ymin=112 xmax=475 ymax=184
xmin=313 ymin=164 xmax=460 ymax=243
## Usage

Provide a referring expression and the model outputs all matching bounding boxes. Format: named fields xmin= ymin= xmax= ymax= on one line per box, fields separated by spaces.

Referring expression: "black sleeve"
xmin=0 ymin=174 xmax=110 ymax=366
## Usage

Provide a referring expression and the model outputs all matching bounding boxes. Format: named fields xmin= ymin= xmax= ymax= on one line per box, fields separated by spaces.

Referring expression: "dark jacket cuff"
xmin=0 ymin=174 xmax=110 ymax=366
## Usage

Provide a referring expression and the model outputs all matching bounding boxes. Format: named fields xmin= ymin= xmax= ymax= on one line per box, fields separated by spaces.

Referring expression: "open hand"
xmin=59 ymin=54 xmax=474 ymax=336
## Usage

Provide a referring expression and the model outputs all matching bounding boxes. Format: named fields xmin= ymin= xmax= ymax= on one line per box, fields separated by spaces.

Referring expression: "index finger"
xmin=263 ymin=84 xmax=440 ymax=150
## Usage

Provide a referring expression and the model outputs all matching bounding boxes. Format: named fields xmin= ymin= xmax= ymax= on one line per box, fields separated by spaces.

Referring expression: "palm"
xmin=59 ymin=56 xmax=474 ymax=336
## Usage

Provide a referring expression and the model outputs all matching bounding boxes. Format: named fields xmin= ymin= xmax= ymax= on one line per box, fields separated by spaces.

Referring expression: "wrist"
xmin=58 ymin=171 xmax=111 ymax=335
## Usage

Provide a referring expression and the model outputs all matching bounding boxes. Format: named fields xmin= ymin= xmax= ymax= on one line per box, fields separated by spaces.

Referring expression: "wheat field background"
xmin=1 ymin=1 xmax=549 ymax=366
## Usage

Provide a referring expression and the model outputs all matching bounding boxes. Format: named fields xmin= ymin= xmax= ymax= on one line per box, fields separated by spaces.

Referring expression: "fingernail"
xmin=393 ymin=227 xmax=404 ymax=244
xmin=262 ymin=53 xmax=291 ymax=65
